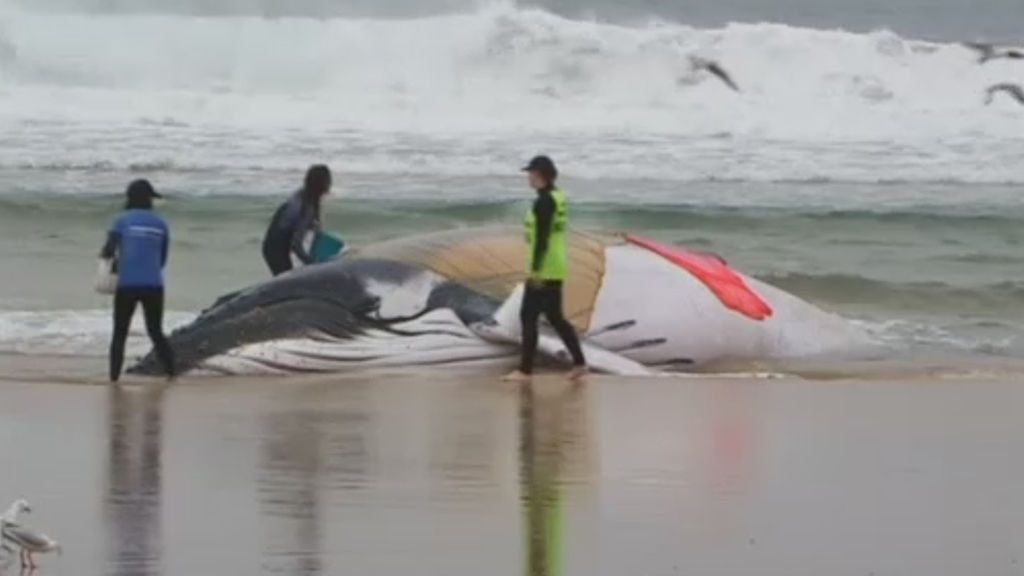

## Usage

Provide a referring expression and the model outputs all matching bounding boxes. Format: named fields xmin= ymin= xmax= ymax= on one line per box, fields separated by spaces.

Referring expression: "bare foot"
xmin=502 ymin=370 xmax=533 ymax=383
xmin=567 ymin=366 xmax=589 ymax=381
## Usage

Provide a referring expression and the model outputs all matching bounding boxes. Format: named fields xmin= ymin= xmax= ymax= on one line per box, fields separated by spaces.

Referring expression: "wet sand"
xmin=0 ymin=362 xmax=1023 ymax=575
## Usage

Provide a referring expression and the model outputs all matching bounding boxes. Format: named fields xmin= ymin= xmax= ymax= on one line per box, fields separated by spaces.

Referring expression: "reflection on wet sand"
xmin=105 ymin=385 xmax=164 ymax=576
xmin=256 ymin=384 xmax=376 ymax=576
xmin=257 ymin=408 xmax=325 ymax=576
xmin=1 ymin=373 xmax=1021 ymax=575
xmin=519 ymin=383 xmax=587 ymax=576
xmin=91 ymin=375 xmax=751 ymax=576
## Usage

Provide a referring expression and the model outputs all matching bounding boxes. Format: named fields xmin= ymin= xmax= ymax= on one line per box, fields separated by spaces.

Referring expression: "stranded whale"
xmin=132 ymin=227 xmax=861 ymax=376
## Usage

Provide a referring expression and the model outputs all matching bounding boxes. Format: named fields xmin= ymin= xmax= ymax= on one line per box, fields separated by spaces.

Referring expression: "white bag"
xmin=94 ymin=259 xmax=117 ymax=295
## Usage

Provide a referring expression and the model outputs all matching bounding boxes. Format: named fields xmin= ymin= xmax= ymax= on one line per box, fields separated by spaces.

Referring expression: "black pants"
xmin=110 ymin=287 xmax=176 ymax=382
xmin=263 ymin=243 xmax=293 ymax=277
xmin=519 ymin=281 xmax=586 ymax=374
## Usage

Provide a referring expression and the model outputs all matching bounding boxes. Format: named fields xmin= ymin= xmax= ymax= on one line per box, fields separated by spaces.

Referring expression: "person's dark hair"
xmin=301 ymin=164 xmax=332 ymax=220
xmin=124 ymin=179 xmax=157 ymax=210
xmin=523 ymin=155 xmax=558 ymax=185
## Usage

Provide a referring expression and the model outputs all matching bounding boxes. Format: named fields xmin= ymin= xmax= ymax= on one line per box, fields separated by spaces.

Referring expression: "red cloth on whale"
xmin=625 ymin=235 xmax=773 ymax=321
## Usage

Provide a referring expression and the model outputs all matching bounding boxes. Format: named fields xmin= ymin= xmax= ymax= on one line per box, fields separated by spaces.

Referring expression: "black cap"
xmin=522 ymin=155 xmax=558 ymax=180
xmin=126 ymin=178 xmax=162 ymax=199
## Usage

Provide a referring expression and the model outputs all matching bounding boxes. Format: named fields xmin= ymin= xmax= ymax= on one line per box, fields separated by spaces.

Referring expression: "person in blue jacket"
xmin=100 ymin=179 xmax=176 ymax=382
xmin=262 ymin=165 xmax=333 ymax=276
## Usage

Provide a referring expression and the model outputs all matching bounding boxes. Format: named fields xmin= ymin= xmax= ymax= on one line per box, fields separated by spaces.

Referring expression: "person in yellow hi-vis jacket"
xmin=504 ymin=156 xmax=588 ymax=382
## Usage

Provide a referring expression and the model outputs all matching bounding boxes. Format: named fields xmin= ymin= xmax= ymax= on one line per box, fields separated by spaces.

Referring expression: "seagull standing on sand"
xmin=0 ymin=499 xmax=60 ymax=569
xmin=1 ymin=499 xmax=31 ymax=552
xmin=964 ymin=42 xmax=1024 ymax=64
xmin=984 ymin=83 xmax=1024 ymax=106
xmin=686 ymin=56 xmax=741 ymax=92
xmin=0 ymin=499 xmax=32 ymax=559
xmin=1 ymin=522 xmax=62 ymax=569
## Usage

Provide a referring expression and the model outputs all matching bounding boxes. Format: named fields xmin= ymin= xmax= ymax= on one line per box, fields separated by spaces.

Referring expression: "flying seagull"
xmin=688 ymin=56 xmax=741 ymax=92
xmin=985 ymin=83 xmax=1024 ymax=105
xmin=964 ymin=42 xmax=1024 ymax=64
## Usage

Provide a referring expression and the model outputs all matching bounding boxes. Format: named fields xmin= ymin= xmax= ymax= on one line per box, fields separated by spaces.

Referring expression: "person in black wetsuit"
xmin=100 ymin=179 xmax=176 ymax=382
xmin=504 ymin=155 xmax=587 ymax=382
xmin=262 ymin=165 xmax=332 ymax=276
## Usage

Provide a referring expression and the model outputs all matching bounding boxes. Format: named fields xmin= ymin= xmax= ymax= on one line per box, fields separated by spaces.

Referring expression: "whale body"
xmin=132 ymin=227 xmax=861 ymax=376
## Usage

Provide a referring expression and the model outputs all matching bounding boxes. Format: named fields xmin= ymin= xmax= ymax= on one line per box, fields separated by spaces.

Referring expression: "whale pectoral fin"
xmin=469 ymin=283 xmax=525 ymax=344
xmin=469 ymin=283 xmax=653 ymax=377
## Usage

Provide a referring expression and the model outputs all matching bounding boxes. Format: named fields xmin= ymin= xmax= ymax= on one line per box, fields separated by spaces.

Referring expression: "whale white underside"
xmin=197 ymin=308 xmax=516 ymax=375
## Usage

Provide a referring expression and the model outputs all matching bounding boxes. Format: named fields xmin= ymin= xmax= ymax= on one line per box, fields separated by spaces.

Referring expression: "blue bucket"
xmin=310 ymin=231 xmax=345 ymax=263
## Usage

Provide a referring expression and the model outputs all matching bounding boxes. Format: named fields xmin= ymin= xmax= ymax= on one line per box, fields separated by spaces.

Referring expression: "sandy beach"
xmin=0 ymin=359 xmax=1021 ymax=576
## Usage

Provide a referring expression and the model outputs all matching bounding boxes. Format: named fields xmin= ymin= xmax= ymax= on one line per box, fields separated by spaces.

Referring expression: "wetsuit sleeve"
xmin=100 ymin=216 xmax=122 ymax=259
xmin=531 ymin=194 xmax=555 ymax=274
xmin=290 ymin=207 xmax=314 ymax=264
xmin=100 ymin=231 xmax=119 ymax=259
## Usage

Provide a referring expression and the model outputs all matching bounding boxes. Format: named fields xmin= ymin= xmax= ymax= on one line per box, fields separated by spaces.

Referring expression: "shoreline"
xmin=5 ymin=351 xmax=1024 ymax=389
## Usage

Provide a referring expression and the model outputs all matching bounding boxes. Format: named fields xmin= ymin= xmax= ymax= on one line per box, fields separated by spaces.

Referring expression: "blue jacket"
xmin=102 ymin=210 xmax=169 ymax=288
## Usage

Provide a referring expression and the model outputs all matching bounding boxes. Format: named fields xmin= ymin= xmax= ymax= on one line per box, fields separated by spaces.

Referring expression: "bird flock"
xmin=0 ymin=499 xmax=61 ymax=572
xmin=689 ymin=41 xmax=1024 ymax=106
xmin=966 ymin=42 xmax=1024 ymax=105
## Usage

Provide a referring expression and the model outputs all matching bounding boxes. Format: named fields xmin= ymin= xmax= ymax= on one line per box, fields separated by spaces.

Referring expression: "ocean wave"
xmin=8 ymin=156 xmax=1024 ymax=188
xmin=855 ymin=318 xmax=1024 ymax=357
xmin=0 ymin=5 xmax=1021 ymax=126
xmin=4 ymin=195 xmax=1024 ymax=232
xmin=2 ymin=159 xmax=246 ymax=174
xmin=760 ymin=272 xmax=1024 ymax=315
xmin=0 ymin=309 xmax=195 ymax=356
xmin=0 ymin=4 xmax=1023 ymax=184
